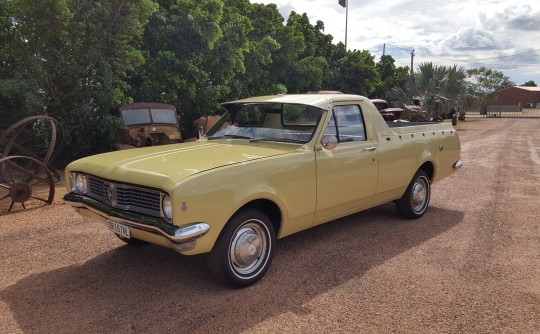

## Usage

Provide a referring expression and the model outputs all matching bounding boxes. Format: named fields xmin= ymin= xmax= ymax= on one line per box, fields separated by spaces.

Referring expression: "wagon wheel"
xmin=0 ymin=115 xmax=62 ymax=181
xmin=0 ymin=156 xmax=55 ymax=212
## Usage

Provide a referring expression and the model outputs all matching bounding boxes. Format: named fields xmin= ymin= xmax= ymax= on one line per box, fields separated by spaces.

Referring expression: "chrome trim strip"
xmin=65 ymin=199 xmax=210 ymax=245
xmin=453 ymin=160 xmax=463 ymax=169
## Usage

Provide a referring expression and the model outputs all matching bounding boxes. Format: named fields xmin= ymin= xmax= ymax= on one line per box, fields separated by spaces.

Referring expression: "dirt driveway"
xmin=0 ymin=118 xmax=539 ymax=333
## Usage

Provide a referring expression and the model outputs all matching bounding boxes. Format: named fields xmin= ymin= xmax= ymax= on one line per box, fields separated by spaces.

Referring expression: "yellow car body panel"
xmin=64 ymin=94 xmax=461 ymax=257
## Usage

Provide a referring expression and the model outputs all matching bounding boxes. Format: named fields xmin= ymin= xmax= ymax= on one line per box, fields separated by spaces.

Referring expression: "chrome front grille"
xmin=89 ymin=177 xmax=108 ymax=198
xmin=87 ymin=176 xmax=162 ymax=217
xmin=116 ymin=187 xmax=161 ymax=211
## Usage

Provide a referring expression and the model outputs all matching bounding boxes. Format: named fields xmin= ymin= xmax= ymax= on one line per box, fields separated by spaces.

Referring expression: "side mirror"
xmin=321 ymin=135 xmax=338 ymax=150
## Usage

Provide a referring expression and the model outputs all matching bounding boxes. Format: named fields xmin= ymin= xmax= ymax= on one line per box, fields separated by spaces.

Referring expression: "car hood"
xmin=67 ymin=140 xmax=297 ymax=190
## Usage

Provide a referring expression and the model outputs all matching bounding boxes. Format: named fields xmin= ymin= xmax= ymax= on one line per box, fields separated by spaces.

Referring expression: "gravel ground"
xmin=0 ymin=118 xmax=539 ymax=334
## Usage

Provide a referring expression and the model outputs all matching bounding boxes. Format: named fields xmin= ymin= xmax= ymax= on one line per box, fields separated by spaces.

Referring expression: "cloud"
xmin=443 ymin=27 xmax=504 ymax=51
xmin=506 ymin=9 xmax=540 ymax=31
xmin=278 ymin=4 xmax=295 ymax=20
xmin=480 ymin=4 xmax=540 ymax=31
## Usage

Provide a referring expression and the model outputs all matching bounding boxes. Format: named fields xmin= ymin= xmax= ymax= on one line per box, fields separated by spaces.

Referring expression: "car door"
xmin=314 ymin=103 xmax=379 ymax=223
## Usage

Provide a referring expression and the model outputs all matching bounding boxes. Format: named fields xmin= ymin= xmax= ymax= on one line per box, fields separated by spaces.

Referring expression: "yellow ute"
xmin=64 ymin=93 xmax=462 ymax=287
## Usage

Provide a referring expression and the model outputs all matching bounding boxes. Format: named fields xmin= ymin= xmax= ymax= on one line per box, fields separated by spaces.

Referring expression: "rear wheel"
xmin=207 ymin=208 xmax=276 ymax=287
xmin=395 ymin=170 xmax=431 ymax=219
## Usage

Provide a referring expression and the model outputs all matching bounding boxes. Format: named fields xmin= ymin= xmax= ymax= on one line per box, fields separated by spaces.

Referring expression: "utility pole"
xmin=338 ymin=0 xmax=348 ymax=50
xmin=345 ymin=1 xmax=348 ymax=50
xmin=410 ymin=49 xmax=415 ymax=76
xmin=382 ymin=43 xmax=386 ymax=56
xmin=410 ymin=49 xmax=416 ymax=93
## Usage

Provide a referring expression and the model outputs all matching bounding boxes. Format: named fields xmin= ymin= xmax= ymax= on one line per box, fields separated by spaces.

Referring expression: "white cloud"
xmin=250 ymin=0 xmax=540 ymax=84
xmin=443 ymin=28 xmax=503 ymax=51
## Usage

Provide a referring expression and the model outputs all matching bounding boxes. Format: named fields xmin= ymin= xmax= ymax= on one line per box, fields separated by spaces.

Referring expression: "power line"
xmin=416 ymin=54 xmax=540 ymax=67
xmin=384 ymin=43 xmax=540 ymax=66
xmin=417 ymin=48 xmax=540 ymax=61
xmin=387 ymin=43 xmax=540 ymax=61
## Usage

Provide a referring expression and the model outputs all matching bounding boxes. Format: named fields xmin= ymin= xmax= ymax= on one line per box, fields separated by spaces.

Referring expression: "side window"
xmin=325 ymin=105 xmax=366 ymax=142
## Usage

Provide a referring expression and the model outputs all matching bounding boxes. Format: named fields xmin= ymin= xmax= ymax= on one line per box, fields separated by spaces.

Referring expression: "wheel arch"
xmin=419 ymin=161 xmax=434 ymax=181
xmin=237 ymin=199 xmax=282 ymax=237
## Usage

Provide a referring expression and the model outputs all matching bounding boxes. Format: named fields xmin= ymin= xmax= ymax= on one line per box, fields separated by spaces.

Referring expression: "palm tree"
xmin=415 ymin=63 xmax=466 ymax=119
xmin=389 ymin=63 xmax=467 ymax=120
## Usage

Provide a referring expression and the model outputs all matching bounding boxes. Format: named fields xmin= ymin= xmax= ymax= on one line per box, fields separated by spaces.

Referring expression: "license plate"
xmin=107 ymin=220 xmax=130 ymax=239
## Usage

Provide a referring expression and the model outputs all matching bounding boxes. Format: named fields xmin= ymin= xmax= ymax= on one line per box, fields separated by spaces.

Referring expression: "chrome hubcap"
xmin=411 ymin=177 xmax=429 ymax=213
xmin=229 ymin=221 xmax=268 ymax=276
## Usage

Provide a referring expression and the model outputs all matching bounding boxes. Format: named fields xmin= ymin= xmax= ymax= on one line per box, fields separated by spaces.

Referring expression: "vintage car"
xmin=114 ymin=103 xmax=182 ymax=150
xmin=370 ymin=99 xmax=404 ymax=121
xmin=64 ymin=94 xmax=462 ymax=287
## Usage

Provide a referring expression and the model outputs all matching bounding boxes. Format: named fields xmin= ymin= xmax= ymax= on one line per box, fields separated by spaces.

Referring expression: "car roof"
xmin=221 ymin=94 xmax=367 ymax=109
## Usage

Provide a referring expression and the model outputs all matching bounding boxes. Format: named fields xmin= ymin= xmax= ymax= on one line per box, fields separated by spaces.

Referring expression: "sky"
xmin=250 ymin=0 xmax=540 ymax=85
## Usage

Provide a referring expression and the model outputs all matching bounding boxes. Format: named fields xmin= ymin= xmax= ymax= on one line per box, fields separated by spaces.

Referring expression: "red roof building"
xmin=493 ymin=86 xmax=540 ymax=107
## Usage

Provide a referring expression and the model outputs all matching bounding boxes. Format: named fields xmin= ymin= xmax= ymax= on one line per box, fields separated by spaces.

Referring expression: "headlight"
xmin=162 ymin=195 xmax=173 ymax=219
xmin=70 ymin=172 xmax=88 ymax=194
xmin=74 ymin=173 xmax=88 ymax=194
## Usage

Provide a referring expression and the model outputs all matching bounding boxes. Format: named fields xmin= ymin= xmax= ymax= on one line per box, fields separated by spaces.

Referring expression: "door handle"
xmin=363 ymin=147 xmax=377 ymax=152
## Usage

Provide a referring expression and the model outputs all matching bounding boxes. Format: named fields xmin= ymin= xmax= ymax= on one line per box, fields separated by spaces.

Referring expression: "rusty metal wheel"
xmin=0 ymin=116 xmax=62 ymax=180
xmin=0 ymin=156 xmax=54 ymax=212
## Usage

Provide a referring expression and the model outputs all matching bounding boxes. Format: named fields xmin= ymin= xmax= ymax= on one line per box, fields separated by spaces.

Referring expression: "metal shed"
xmin=493 ymin=86 xmax=540 ymax=108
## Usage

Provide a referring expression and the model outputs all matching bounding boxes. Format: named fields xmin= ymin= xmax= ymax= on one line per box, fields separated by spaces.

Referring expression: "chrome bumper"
xmin=453 ymin=160 xmax=463 ymax=169
xmin=64 ymin=193 xmax=210 ymax=252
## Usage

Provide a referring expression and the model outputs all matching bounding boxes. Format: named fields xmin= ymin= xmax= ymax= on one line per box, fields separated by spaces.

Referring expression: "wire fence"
xmin=467 ymin=107 xmax=540 ymax=118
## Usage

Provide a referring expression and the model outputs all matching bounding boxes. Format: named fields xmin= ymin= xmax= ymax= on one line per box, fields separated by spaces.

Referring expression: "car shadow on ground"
xmin=0 ymin=204 xmax=464 ymax=333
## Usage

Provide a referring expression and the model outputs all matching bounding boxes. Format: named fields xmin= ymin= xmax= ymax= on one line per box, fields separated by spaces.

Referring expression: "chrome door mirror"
xmin=321 ymin=135 xmax=338 ymax=150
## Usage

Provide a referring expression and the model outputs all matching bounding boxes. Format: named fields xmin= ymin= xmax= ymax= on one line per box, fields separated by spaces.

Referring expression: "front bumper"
xmin=64 ymin=193 xmax=210 ymax=252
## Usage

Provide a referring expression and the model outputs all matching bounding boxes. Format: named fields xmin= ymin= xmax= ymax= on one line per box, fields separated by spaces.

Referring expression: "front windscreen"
xmin=205 ymin=103 xmax=324 ymax=144
xmin=121 ymin=108 xmax=177 ymax=125
xmin=150 ymin=108 xmax=177 ymax=124
xmin=121 ymin=109 xmax=152 ymax=125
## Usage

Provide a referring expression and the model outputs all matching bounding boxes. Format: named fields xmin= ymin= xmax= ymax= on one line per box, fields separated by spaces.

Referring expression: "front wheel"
xmin=395 ymin=170 xmax=431 ymax=219
xmin=207 ymin=208 xmax=276 ymax=287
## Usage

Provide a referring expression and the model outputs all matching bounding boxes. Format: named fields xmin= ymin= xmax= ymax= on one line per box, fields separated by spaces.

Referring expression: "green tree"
xmin=465 ymin=67 xmax=515 ymax=107
xmin=324 ymin=49 xmax=381 ymax=96
xmin=192 ymin=0 xmax=253 ymax=121
xmin=1 ymin=0 xmax=156 ymax=164
xmin=129 ymin=0 xmax=225 ymax=137
xmin=230 ymin=3 xmax=300 ymax=97
xmin=230 ymin=7 xmax=333 ymax=97
xmin=521 ymin=80 xmax=537 ymax=87
xmin=0 ymin=0 xmax=72 ymax=130
xmin=285 ymin=56 xmax=327 ymax=93
xmin=280 ymin=12 xmax=333 ymax=93
xmin=286 ymin=12 xmax=333 ymax=60
xmin=372 ymin=55 xmax=409 ymax=101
